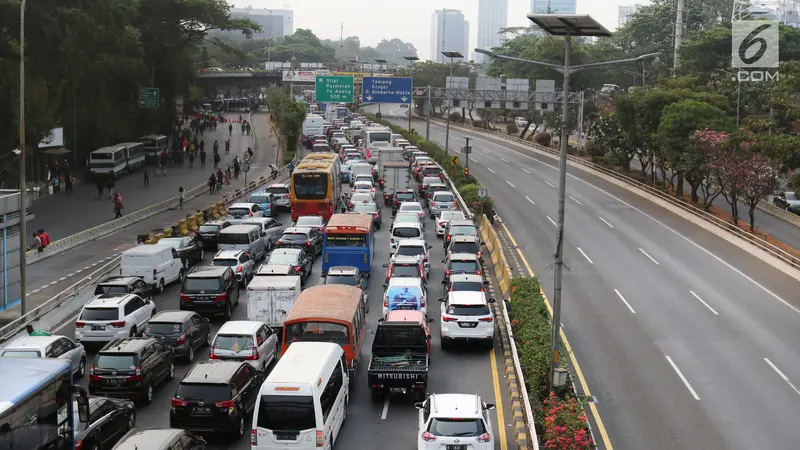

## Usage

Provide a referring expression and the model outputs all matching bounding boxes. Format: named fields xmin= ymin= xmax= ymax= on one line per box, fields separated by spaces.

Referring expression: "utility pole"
xmin=340 ymin=22 xmax=343 ymax=58
xmin=19 ymin=0 xmax=28 ymax=316
xmin=441 ymin=9 xmax=446 ymax=63
xmin=464 ymin=137 xmax=470 ymax=169
xmin=425 ymin=85 xmax=431 ymax=142
xmin=267 ymin=10 xmax=273 ymax=67
xmin=673 ymin=0 xmax=684 ymax=75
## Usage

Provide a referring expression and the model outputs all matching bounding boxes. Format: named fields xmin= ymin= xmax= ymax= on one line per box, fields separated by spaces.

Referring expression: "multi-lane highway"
xmin=45 ymin=180 xmax=515 ymax=450
xmin=368 ymin=104 xmax=800 ymax=450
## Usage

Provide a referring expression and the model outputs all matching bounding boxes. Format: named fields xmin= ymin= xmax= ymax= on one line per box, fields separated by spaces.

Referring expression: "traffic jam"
xmin=0 ymin=110 xmax=504 ymax=450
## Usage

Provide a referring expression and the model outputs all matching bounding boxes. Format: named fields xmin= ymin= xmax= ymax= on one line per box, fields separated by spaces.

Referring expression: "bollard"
xmin=208 ymin=204 xmax=219 ymax=220
xmin=186 ymin=214 xmax=198 ymax=233
xmin=151 ymin=232 xmax=164 ymax=244
xmin=178 ymin=219 xmax=189 ymax=236
xmin=195 ymin=210 xmax=205 ymax=226
xmin=216 ymin=202 xmax=226 ymax=217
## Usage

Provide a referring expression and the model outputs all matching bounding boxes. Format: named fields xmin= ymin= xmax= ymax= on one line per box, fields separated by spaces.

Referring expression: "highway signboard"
xmin=139 ymin=87 xmax=159 ymax=109
xmin=315 ymin=75 xmax=354 ymax=103
xmin=362 ymin=77 xmax=413 ymax=103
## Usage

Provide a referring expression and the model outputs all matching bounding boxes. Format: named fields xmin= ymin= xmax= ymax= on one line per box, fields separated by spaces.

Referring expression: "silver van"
xmin=217 ymin=224 xmax=267 ymax=261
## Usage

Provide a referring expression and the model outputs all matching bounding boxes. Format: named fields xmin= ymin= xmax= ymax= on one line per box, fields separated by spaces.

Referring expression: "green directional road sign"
xmin=315 ymin=76 xmax=354 ymax=103
xmin=477 ymin=188 xmax=488 ymax=200
xmin=139 ymin=87 xmax=160 ymax=109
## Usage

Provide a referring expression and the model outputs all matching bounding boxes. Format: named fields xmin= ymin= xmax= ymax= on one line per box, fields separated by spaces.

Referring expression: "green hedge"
xmin=363 ymin=114 xmax=494 ymax=213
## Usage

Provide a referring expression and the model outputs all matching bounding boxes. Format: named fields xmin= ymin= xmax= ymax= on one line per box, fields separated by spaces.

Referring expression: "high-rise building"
xmin=430 ymin=9 xmax=468 ymax=63
xmin=530 ymin=0 xmax=576 ymax=14
xmin=476 ymin=0 xmax=508 ymax=64
xmin=618 ymin=4 xmax=642 ymax=27
xmin=230 ymin=7 xmax=294 ymax=39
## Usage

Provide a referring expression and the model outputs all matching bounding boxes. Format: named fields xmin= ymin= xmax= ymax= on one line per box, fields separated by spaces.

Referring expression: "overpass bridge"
xmin=193 ymin=71 xmax=284 ymax=94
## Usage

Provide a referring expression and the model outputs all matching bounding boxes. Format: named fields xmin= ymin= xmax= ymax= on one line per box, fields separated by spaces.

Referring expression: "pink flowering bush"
xmin=542 ymin=393 xmax=594 ymax=449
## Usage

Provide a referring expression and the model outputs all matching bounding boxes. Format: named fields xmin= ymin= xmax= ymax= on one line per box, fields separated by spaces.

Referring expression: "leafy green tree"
xmin=588 ymin=114 xmax=630 ymax=168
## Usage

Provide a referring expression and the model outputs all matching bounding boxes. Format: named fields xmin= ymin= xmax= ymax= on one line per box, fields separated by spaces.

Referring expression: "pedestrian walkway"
xmin=28 ymin=113 xmax=256 ymax=241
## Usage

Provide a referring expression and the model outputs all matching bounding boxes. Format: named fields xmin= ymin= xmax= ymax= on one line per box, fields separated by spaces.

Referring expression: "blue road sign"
xmin=361 ymin=77 xmax=413 ymax=104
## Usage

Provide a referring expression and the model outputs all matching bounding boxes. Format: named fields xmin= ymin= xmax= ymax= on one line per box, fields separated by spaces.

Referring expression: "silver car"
xmin=241 ymin=217 xmax=286 ymax=251
xmin=429 ymin=191 xmax=457 ymax=218
xmin=267 ymin=183 xmax=291 ymax=209
xmin=0 ymin=335 xmax=87 ymax=378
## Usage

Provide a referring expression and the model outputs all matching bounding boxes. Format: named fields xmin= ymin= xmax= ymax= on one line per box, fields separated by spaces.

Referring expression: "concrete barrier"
xmin=757 ymin=200 xmax=800 ymax=228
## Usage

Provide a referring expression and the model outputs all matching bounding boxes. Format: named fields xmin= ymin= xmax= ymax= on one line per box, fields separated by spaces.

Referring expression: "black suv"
xmin=180 ymin=266 xmax=240 ymax=320
xmin=88 ymin=337 xmax=175 ymax=405
xmin=94 ymin=276 xmax=153 ymax=301
xmin=170 ymin=361 xmax=263 ymax=438
xmin=113 ymin=428 xmax=206 ymax=450
xmin=73 ymin=396 xmax=136 ymax=450
xmin=266 ymin=249 xmax=314 ymax=284
xmin=197 ymin=220 xmax=232 ymax=249
xmin=144 ymin=311 xmax=212 ymax=363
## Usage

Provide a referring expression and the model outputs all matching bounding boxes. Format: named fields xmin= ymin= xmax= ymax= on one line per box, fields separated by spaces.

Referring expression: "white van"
xmin=252 ymin=342 xmax=349 ymax=450
xmin=120 ymin=245 xmax=183 ymax=293
xmin=302 ymin=115 xmax=324 ymax=139
xmin=218 ymin=224 xmax=268 ymax=261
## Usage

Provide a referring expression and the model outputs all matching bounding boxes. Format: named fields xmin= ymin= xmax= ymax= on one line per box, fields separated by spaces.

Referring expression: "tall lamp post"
xmin=477 ymin=13 xmax=657 ymax=391
xmin=374 ymin=59 xmax=388 ymax=118
xmin=441 ymin=51 xmax=463 ymax=156
xmin=715 ymin=68 xmax=741 ymax=126
xmin=403 ymin=56 xmax=420 ymax=131
xmin=19 ymin=0 xmax=28 ymax=315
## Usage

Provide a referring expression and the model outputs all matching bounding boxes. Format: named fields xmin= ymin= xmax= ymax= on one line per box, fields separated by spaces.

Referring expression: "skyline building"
xmin=476 ymin=0 xmax=508 ymax=64
xmin=430 ymin=9 xmax=469 ymax=63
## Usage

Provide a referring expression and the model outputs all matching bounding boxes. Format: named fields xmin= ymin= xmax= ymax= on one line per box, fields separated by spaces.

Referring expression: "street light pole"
xmin=441 ymin=52 xmax=463 ymax=156
xmin=19 ymin=0 xmax=28 ymax=316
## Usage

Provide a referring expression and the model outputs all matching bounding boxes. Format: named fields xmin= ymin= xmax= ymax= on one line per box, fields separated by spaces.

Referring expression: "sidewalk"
xmin=28 ymin=113 xmax=255 ymax=241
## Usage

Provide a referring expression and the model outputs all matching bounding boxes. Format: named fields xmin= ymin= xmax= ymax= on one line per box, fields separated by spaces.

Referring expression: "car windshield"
xmin=400 ymin=204 xmax=421 ymax=212
xmin=285 ymin=321 xmax=349 ymax=345
xmin=353 ymin=203 xmax=377 ymax=213
xmin=249 ymin=194 xmax=270 ymax=203
xmin=326 ymin=275 xmax=358 ymax=286
xmin=441 ymin=212 xmax=465 ymax=220
xmin=450 ymin=281 xmax=483 ymax=292
xmin=145 ymin=322 xmax=183 ymax=335
xmin=396 ymin=245 xmax=424 ymax=257
xmin=214 ymin=334 xmax=255 ymax=351
xmin=228 ymin=208 xmax=250 ymax=217
xmin=391 ymin=265 xmax=421 ymax=277
xmin=447 ymin=304 xmax=491 ymax=316
xmin=257 ymin=395 xmax=316 ymax=431
xmin=175 ymin=383 xmax=232 ymax=403
xmin=350 ymin=194 xmax=372 ymax=203
xmin=449 ymin=226 xmax=477 ymax=236
xmin=450 ymin=261 xmax=479 ymax=273
xmin=296 ymin=217 xmax=322 ymax=227
xmin=268 ymin=252 xmax=300 ymax=264
xmin=450 ymin=242 xmax=479 ymax=254
xmin=95 ymin=354 xmax=136 ymax=370
xmin=213 ymin=258 xmax=238 ymax=267
xmin=434 ymin=194 xmax=454 ymax=203
xmin=394 ymin=214 xmax=419 ymax=224
xmin=428 ymin=418 xmax=487 ymax=437
xmin=80 ymin=308 xmax=118 ymax=321
xmin=0 ymin=350 xmax=41 ymax=357
xmin=183 ymin=277 xmax=223 ymax=292
xmin=354 ymin=184 xmax=372 ymax=191
xmin=94 ymin=284 xmax=128 ymax=295
xmin=393 ymin=227 xmax=421 ymax=238
xmin=396 ymin=192 xmax=415 ymax=202
xmin=199 ymin=224 xmax=221 ymax=233
xmin=267 ymin=187 xmax=289 ymax=195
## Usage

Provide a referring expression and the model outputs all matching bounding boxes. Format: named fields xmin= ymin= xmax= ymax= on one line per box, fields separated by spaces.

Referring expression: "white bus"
xmin=88 ymin=144 xmax=127 ymax=178
xmin=120 ymin=142 xmax=145 ymax=172
xmin=360 ymin=126 xmax=392 ymax=163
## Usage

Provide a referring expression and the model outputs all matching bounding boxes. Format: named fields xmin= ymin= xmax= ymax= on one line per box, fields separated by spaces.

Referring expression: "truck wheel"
xmin=370 ymin=389 xmax=383 ymax=402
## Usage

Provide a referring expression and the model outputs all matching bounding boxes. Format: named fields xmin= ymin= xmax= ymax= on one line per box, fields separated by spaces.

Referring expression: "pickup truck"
xmin=367 ymin=310 xmax=432 ymax=402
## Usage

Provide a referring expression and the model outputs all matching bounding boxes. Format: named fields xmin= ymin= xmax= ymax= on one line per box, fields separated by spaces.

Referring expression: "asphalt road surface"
xmin=52 ymin=185 xmax=515 ymax=449
xmin=369 ymin=103 xmax=800 ymax=450
xmin=28 ymin=112 xmax=265 ymax=241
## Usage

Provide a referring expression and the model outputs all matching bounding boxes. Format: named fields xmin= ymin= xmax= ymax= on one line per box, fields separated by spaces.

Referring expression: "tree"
xmin=266 ymin=87 xmax=305 ymax=153
xmin=588 ymin=114 xmax=630 ymax=168
xmin=703 ymin=130 xmax=752 ymax=225
xmin=741 ymin=153 xmax=781 ymax=231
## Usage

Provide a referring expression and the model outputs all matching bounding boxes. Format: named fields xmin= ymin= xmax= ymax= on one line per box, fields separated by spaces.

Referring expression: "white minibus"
xmin=120 ymin=142 xmax=145 ymax=172
xmin=88 ymin=144 xmax=127 ymax=178
xmin=252 ymin=342 xmax=348 ymax=449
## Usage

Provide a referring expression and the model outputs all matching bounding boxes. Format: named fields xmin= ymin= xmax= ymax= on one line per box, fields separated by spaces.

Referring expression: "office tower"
xmin=430 ymin=9 xmax=468 ymax=63
xmin=618 ymin=4 xmax=642 ymax=27
xmin=230 ymin=7 xmax=294 ymax=39
xmin=476 ymin=0 xmax=508 ymax=64
xmin=530 ymin=0 xmax=576 ymax=14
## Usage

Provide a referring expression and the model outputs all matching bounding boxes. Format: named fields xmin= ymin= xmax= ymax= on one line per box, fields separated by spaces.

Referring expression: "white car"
xmin=436 ymin=211 xmax=466 ymax=236
xmin=226 ymin=202 xmax=265 ymax=224
xmin=384 ymin=277 xmax=427 ymax=316
xmin=394 ymin=239 xmax=432 ymax=277
xmin=266 ymin=183 xmax=291 ymax=209
xmin=439 ymin=291 xmax=495 ymax=350
xmin=398 ymin=201 xmax=425 ymax=221
xmin=0 ymin=335 xmax=87 ymax=378
xmin=210 ymin=320 xmax=279 ymax=372
xmin=416 ymin=393 xmax=496 ymax=450
xmin=353 ymin=180 xmax=375 ymax=196
xmin=390 ymin=222 xmax=423 ymax=253
xmin=212 ymin=249 xmax=255 ymax=284
xmin=75 ymin=294 xmax=156 ymax=344
xmin=393 ymin=211 xmax=425 ymax=231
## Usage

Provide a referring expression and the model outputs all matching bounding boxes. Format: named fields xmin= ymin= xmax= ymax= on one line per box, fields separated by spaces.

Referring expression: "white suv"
xmin=390 ymin=222 xmax=423 ymax=253
xmin=416 ymin=393 xmax=496 ymax=450
xmin=436 ymin=211 xmax=466 ymax=236
xmin=75 ymin=294 xmax=156 ymax=344
xmin=210 ymin=320 xmax=279 ymax=372
xmin=212 ymin=249 xmax=255 ymax=284
xmin=267 ymin=183 xmax=291 ymax=209
xmin=438 ymin=291 xmax=495 ymax=350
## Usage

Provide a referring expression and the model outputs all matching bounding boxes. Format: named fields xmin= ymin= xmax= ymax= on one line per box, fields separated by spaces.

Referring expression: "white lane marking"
xmin=689 ymin=290 xmax=719 ymax=315
xmin=67 ymin=272 xmax=75 ymax=277
xmin=547 ymin=216 xmax=557 ymax=227
xmin=577 ymin=247 xmax=594 ymax=264
xmin=764 ymin=358 xmax=800 ymax=397
xmin=487 ymin=168 xmax=496 ymax=174
xmin=665 ymin=356 xmax=701 ymax=400
xmin=545 ymin=181 xmax=555 ymax=188
xmin=472 ymin=157 xmax=480 ymax=163
xmin=501 ymin=157 xmax=510 ymax=163
xmin=525 ymin=196 xmax=535 ymax=205
xmin=506 ymin=181 xmax=516 ymax=188
xmin=598 ymin=217 xmax=615 ymax=228
xmin=522 ymin=168 xmax=531 ymax=174
xmin=453 ymin=148 xmax=462 ymax=154
xmin=569 ymin=196 xmax=582 ymax=205
xmin=613 ymin=289 xmax=636 ymax=314
xmin=638 ymin=248 xmax=660 ymax=265
xmin=82 ymin=266 xmax=90 ymax=271
xmin=58 ymin=277 xmax=67 ymax=281
xmin=381 ymin=396 xmax=391 ymax=419
xmin=48 ymin=281 xmax=57 ymax=286
xmin=31 ymin=288 xmax=40 ymax=293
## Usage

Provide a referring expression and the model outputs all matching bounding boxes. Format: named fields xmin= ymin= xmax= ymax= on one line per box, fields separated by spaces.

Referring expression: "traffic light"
xmin=464 ymin=167 xmax=469 ymax=176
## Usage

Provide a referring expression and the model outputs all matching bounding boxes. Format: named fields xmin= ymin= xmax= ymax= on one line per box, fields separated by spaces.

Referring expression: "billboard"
xmin=282 ymin=70 xmax=316 ymax=82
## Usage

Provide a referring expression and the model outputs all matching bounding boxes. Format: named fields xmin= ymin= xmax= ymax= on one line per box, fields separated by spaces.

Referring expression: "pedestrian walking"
xmin=96 ymin=179 xmax=104 ymax=199
xmin=143 ymin=166 xmax=150 ymax=187
xmin=105 ymin=177 xmax=115 ymax=199
xmin=216 ymin=169 xmax=223 ymax=193
xmin=241 ymin=123 xmax=245 ymax=135
xmin=225 ymin=139 xmax=231 ymax=154
xmin=225 ymin=166 xmax=232 ymax=185
xmin=178 ymin=186 xmax=185 ymax=210
xmin=189 ymin=152 xmax=195 ymax=168
xmin=113 ymin=193 xmax=123 ymax=219
xmin=213 ymin=152 xmax=221 ymax=169
xmin=208 ymin=174 xmax=216 ymax=194
xmin=246 ymin=122 xmax=251 ymax=135
xmin=228 ymin=123 xmax=233 ymax=136
xmin=200 ymin=149 xmax=207 ymax=168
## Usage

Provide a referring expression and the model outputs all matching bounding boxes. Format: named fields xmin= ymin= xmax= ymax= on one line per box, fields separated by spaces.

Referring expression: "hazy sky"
xmin=230 ymin=0 xmax=647 ymax=61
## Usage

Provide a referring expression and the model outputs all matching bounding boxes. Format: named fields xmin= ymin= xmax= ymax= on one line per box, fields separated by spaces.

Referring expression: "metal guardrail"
xmin=0 ymin=257 xmax=122 ymax=343
xmin=434 ymin=118 xmax=800 ymax=271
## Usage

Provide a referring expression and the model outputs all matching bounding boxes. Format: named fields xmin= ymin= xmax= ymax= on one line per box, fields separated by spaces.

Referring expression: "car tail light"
xmin=439 ymin=221 xmax=445 ymax=228
xmin=180 ymin=293 xmax=192 ymax=303
xmin=110 ymin=321 xmax=126 ymax=328
xmin=477 ymin=270 xmax=482 ymax=275
xmin=479 ymin=316 xmax=494 ymax=322
xmin=245 ymin=345 xmax=259 ymax=361
xmin=383 ymin=296 xmax=388 ymax=307
xmin=176 ymin=334 xmax=187 ymax=344
xmin=75 ymin=439 xmax=84 ymax=450
xmin=215 ymin=399 xmax=236 ymax=413
xmin=316 ymin=430 xmax=324 ymax=447
xmin=276 ymin=240 xmax=283 ymax=246
xmin=236 ymin=266 xmax=243 ymax=272
xmin=477 ymin=432 xmax=492 ymax=442
xmin=305 ymin=242 xmax=312 ymax=247
xmin=294 ymin=266 xmax=302 ymax=273
xmin=445 ymin=269 xmax=450 ymax=276
xmin=214 ymin=293 xmax=227 ymax=302
xmin=209 ymin=345 xmax=218 ymax=359
xmin=75 ymin=321 xmax=85 ymax=328
xmin=171 ymin=398 xmax=188 ymax=407
xmin=442 ymin=316 xmax=458 ymax=322
xmin=127 ymin=367 xmax=143 ymax=381
xmin=152 ymin=269 xmax=157 ymax=282
xmin=422 ymin=431 xmax=437 ymax=442
xmin=251 ymin=429 xmax=258 ymax=446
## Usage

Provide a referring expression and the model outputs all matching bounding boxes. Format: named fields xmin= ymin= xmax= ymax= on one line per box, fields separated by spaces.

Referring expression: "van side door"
xmin=170 ymin=248 xmax=182 ymax=282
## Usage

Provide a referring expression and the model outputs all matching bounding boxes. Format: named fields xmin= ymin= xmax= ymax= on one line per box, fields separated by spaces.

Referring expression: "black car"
xmin=88 ymin=338 xmax=175 ymax=405
xmin=170 ymin=361 xmax=263 ymax=438
xmin=324 ymin=266 xmax=368 ymax=312
xmin=266 ymin=248 xmax=313 ymax=284
xmin=441 ymin=253 xmax=482 ymax=284
xmin=112 ymin=428 xmax=206 ymax=450
xmin=197 ymin=220 xmax=232 ymax=250
xmin=275 ymin=227 xmax=323 ymax=256
xmin=144 ymin=311 xmax=212 ymax=362
xmin=94 ymin=276 xmax=153 ymax=301
xmin=158 ymin=236 xmax=205 ymax=268
xmin=392 ymin=190 xmax=418 ymax=212
xmin=352 ymin=201 xmax=382 ymax=229
xmin=180 ymin=266 xmax=240 ymax=320
xmin=73 ymin=396 xmax=136 ymax=450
